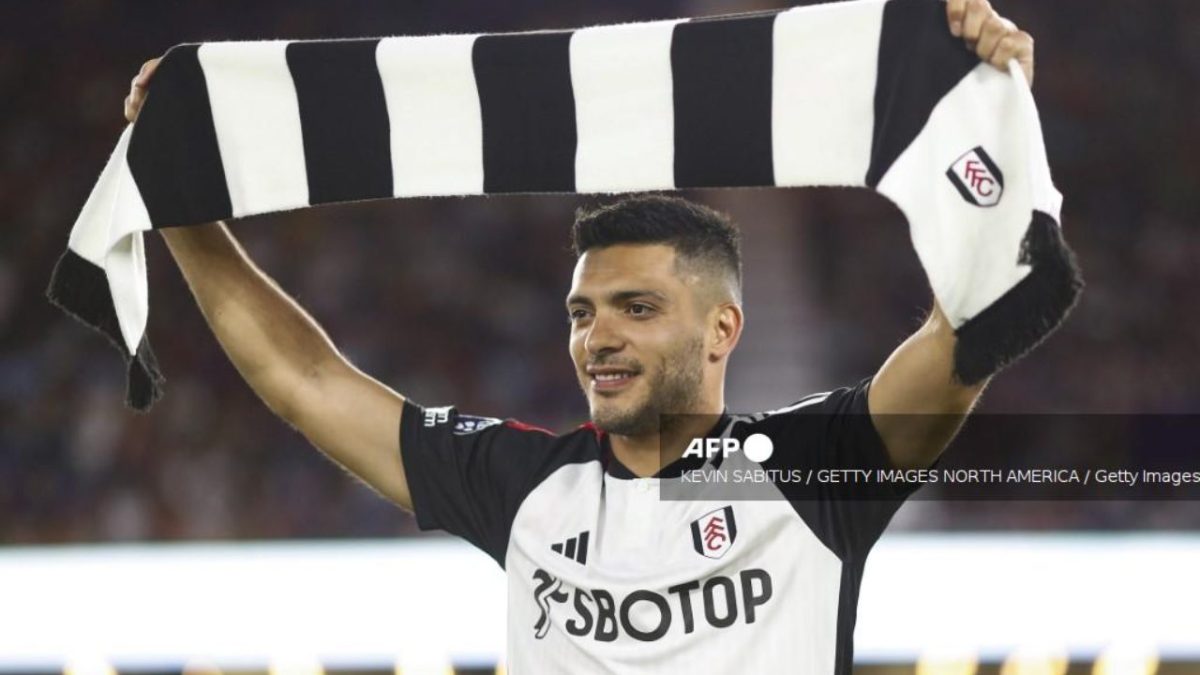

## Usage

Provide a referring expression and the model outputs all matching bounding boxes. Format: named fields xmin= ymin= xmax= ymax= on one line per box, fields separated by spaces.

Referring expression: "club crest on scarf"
xmin=946 ymin=146 xmax=1005 ymax=207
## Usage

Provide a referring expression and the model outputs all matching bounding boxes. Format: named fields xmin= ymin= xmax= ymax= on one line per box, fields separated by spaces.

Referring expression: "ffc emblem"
xmin=690 ymin=506 xmax=738 ymax=559
xmin=946 ymin=146 xmax=1004 ymax=207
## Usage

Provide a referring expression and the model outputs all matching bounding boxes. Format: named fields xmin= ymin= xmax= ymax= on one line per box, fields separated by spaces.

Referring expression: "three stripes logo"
xmin=946 ymin=146 xmax=1004 ymax=207
xmin=550 ymin=531 xmax=590 ymax=565
xmin=691 ymin=506 xmax=738 ymax=559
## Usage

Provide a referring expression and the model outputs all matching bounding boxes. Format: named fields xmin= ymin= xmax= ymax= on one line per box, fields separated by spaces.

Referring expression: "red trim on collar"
xmin=504 ymin=419 xmax=555 ymax=435
xmin=578 ymin=421 xmax=605 ymax=444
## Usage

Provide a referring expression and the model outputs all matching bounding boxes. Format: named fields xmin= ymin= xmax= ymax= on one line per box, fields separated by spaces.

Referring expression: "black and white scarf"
xmin=47 ymin=0 xmax=1081 ymax=410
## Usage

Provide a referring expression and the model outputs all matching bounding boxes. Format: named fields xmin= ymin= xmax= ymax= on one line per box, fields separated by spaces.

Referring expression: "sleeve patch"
xmin=453 ymin=415 xmax=503 ymax=435
xmin=422 ymin=405 xmax=453 ymax=427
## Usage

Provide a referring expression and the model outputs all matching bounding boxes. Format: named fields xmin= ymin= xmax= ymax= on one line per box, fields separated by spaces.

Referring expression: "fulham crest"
xmin=946 ymin=146 xmax=1004 ymax=207
xmin=691 ymin=506 xmax=738 ymax=559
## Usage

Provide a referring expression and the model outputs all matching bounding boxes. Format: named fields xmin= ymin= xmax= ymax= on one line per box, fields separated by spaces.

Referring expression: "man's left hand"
xmin=947 ymin=0 xmax=1035 ymax=87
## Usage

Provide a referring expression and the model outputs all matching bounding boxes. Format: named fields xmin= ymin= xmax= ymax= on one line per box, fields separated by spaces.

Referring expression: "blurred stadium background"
xmin=2 ymin=0 xmax=1198 ymax=672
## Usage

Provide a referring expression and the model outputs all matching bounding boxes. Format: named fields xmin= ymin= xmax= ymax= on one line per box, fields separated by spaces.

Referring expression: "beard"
xmin=587 ymin=335 xmax=705 ymax=437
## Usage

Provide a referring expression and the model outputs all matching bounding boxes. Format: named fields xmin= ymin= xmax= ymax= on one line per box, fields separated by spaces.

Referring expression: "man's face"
xmin=566 ymin=244 xmax=708 ymax=436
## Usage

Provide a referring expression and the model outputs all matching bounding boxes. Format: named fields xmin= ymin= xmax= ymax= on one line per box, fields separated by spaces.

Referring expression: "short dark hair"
xmin=569 ymin=194 xmax=743 ymax=303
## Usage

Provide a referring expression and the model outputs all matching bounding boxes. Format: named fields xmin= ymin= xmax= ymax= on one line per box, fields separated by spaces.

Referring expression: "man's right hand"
xmin=125 ymin=57 xmax=162 ymax=123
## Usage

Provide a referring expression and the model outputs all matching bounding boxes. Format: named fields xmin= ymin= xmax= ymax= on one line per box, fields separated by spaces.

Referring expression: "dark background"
xmin=2 ymin=0 xmax=1197 ymax=542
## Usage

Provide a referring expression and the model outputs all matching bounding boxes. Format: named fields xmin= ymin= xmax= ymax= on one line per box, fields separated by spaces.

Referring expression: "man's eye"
xmin=628 ymin=303 xmax=654 ymax=316
xmin=569 ymin=309 xmax=589 ymax=322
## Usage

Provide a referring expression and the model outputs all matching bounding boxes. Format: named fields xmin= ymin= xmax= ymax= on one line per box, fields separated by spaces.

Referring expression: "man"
xmin=126 ymin=0 xmax=1034 ymax=670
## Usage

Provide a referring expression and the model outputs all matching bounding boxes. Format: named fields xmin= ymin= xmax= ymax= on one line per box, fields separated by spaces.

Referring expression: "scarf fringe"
xmin=45 ymin=249 xmax=164 ymax=411
xmin=953 ymin=211 xmax=1084 ymax=385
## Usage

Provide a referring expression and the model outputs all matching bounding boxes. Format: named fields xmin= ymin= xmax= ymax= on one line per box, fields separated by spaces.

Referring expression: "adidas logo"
xmin=550 ymin=531 xmax=590 ymax=565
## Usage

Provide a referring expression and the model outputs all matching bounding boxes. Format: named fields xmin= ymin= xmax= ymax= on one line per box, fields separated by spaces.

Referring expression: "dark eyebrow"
xmin=566 ymin=289 xmax=670 ymax=309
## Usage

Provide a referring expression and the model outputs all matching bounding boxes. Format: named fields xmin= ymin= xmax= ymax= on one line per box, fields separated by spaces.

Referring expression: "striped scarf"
xmin=47 ymin=0 xmax=1081 ymax=410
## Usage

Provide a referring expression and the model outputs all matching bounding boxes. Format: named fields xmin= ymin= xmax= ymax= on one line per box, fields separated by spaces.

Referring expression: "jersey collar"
xmin=593 ymin=410 xmax=733 ymax=480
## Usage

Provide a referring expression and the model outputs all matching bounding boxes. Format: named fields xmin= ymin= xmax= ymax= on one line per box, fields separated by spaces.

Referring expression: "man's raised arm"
xmin=867 ymin=301 xmax=987 ymax=471
xmin=129 ymin=58 xmax=413 ymax=510
xmin=866 ymin=0 xmax=1035 ymax=470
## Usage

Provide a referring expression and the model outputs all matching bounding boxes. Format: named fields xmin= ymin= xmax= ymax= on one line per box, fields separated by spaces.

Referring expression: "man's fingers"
xmin=1013 ymin=32 xmax=1035 ymax=86
xmin=986 ymin=31 xmax=1035 ymax=86
xmin=127 ymin=76 xmax=144 ymax=122
xmin=125 ymin=86 xmax=147 ymax=122
xmin=989 ymin=34 xmax=1018 ymax=65
xmin=946 ymin=0 xmax=967 ymax=36
xmin=125 ymin=56 xmax=162 ymax=123
xmin=960 ymin=0 xmax=992 ymax=47
xmin=135 ymin=57 xmax=161 ymax=88
xmin=946 ymin=0 xmax=1034 ymax=86
xmin=975 ymin=15 xmax=1010 ymax=61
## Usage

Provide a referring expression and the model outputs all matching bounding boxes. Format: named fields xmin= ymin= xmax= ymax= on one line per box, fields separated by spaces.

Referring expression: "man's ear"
xmin=708 ymin=302 xmax=744 ymax=362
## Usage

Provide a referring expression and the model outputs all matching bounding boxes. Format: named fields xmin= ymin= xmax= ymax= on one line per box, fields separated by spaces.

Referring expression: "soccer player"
xmin=125 ymin=0 xmax=1034 ymax=670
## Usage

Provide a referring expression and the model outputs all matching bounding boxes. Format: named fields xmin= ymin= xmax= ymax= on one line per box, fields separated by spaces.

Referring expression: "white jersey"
xmin=400 ymin=377 xmax=920 ymax=673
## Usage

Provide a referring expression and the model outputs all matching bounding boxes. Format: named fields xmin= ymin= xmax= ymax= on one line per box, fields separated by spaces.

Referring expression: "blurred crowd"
xmin=2 ymin=0 xmax=1198 ymax=544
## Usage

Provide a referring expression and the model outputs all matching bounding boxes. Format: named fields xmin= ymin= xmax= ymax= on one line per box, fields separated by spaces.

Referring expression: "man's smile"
xmin=587 ymin=365 xmax=641 ymax=394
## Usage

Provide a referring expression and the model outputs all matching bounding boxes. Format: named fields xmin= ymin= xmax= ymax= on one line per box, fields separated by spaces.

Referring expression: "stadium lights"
xmin=1094 ymin=643 xmax=1160 ymax=675
xmin=998 ymin=647 xmax=1068 ymax=675
xmin=915 ymin=649 xmax=978 ymax=675
xmin=267 ymin=657 xmax=324 ymax=675
xmin=63 ymin=657 xmax=117 ymax=675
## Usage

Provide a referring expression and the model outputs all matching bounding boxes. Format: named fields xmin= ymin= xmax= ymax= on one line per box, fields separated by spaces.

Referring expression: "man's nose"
xmin=584 ymin=312 xmax=624 ymax=355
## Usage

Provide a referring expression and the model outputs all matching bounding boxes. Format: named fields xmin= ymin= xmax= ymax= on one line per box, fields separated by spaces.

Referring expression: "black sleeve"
xmin=399 ymin=398 xmax=557 ymax=568
xmin=756 ymin=376 xmax=928 ymax=559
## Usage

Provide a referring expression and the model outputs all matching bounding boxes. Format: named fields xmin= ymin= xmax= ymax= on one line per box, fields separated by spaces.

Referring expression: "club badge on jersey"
xmin=690 ymin=506 xmax=738 ymax=559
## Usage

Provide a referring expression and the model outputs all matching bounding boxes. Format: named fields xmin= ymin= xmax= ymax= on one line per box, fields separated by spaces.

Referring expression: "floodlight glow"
xmin=268 ymin=656 xmax=324 ymax=675
xmin=999 ymin=646 xmax=1068 ymax=675
xmin=63 ymin=657 xmax=116 ymax=675
xmin=916 ymin=648 xmax=978 ymax=675
xmin=1094 ymin=643 xmax=1159 ymax=675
